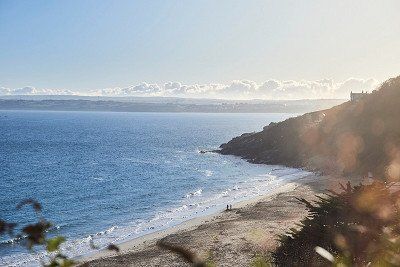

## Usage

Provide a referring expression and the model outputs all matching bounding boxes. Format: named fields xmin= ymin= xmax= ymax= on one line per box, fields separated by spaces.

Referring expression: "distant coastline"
xmin=0 ymin=96 xmax=344 ymax=114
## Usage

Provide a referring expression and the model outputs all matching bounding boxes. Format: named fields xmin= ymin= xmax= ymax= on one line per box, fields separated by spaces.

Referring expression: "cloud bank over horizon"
xmin=0 ymin=78 xmax=379 ymax=100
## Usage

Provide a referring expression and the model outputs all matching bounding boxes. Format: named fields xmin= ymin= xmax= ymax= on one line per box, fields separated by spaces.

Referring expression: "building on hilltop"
xmin=350 ymin=91 xmax=369 ymax=102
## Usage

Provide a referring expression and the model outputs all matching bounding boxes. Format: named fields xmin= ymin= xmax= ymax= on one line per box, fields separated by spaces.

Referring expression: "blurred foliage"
xmin=158 ymin=240 xmax=216 ymax=267
xmin=0 ymin=199 xmax=120 ymax=266
xmin=17 ymin=198 xmax=42 ymax=212
xmin=251 ymin=254 xmax=272 ymax=267
xmin=46 ymin=236 xmax=66 ymax=252
xmin=274 ymin=181 xmax=400 ymax=266
xmin=22 ymin=219 xmax=52 ymax=249
xmin=0 ymin=220 xmax=17 ymax=236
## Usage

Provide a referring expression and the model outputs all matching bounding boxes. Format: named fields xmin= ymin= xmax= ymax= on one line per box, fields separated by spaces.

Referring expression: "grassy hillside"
xmin=220 ymin=76 xmax=400 ymax=179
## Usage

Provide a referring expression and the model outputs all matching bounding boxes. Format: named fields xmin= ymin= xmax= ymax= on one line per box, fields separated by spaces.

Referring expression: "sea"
xmin=0 ymin=111 xmax=310 ymax=266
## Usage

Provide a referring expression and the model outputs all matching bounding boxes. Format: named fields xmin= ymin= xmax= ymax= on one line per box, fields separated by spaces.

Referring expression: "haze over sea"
xmin=0 ymin=111 xmax=309 ymax=266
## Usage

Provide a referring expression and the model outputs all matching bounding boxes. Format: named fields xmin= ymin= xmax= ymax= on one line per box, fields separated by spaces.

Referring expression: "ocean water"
xmin=0 ymin=111 xmax=309 ymax=266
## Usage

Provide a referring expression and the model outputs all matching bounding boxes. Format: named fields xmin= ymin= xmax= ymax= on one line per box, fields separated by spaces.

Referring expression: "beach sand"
xmin=79 ymin=174 xmax=358 ymax=266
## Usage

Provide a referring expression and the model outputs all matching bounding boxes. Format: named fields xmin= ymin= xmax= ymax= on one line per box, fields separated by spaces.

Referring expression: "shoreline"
xmin=78 ymin=179 xmax=302 ymax=263
xmin=80 ymin=173 xmax=353 ymax=266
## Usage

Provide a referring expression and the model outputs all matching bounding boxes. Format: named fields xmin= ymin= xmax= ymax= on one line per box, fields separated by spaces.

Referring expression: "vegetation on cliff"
xmin=274 ymin=181 xmax=400 ymax=266
xmin=220 ymin=76 xmax=400 ymax=179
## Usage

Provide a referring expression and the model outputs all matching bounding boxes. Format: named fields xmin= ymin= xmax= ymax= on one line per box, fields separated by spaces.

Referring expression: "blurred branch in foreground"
xmin=0 ymin=199 xmax=120 ymax=267
xmin=274 ymin=180 xmax=400 ymax=266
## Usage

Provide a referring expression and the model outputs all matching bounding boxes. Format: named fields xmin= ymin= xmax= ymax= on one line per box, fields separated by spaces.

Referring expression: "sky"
xmin=1 ymin=0 xmax=399 ymax=99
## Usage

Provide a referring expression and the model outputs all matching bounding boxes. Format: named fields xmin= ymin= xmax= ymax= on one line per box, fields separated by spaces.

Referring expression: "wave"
xmin=0 ymin=223 xmax=64 ymax=246
xmin=94 ymin=226 xmax=117 ymax=236
xmin=0 ymin=235 xmax=26 ymax=246
xmin=185 ymin=189 xmax=203 ymax=198
xmin=204 ymin=170 xmax=213 ymax=177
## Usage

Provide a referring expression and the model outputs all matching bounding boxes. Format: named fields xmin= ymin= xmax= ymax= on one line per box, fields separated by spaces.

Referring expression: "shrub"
xmin=273 ymin=181 xmax=400 ymax=266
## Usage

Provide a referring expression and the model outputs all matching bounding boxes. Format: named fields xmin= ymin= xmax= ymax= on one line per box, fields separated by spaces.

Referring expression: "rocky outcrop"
xmin=220 ymin=76 xmax=400 ymax=179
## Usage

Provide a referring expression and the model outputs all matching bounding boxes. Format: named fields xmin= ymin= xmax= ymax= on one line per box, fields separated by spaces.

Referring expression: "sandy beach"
xmin=78 ymin=173 xmax=357 ymax=266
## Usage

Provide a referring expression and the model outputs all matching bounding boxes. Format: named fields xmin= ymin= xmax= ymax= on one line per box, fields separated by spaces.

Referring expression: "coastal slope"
xmin=220 ymin=76 xmax=400 ymax=179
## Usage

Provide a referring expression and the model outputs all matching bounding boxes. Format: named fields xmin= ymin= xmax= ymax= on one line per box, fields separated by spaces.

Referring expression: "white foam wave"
xmin=0 ymin=235 xmax=26 ymax=245
xmin=185 ymin=189 xmax=203 ymax=198
xmin=204 ymin=170 xmax=213 ymax=177
xmin=94 ymin=226 xmax=117 ymax=236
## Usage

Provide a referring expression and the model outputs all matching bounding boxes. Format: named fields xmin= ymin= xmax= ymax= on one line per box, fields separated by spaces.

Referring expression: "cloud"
xmin=12 ymin=86 xmax=37 ymax=95
xmin=0 ymin=86 xmax=75 ymax=96
xmin=335 ymin=78 xmax=377 ymax=98
xmin=122 ymin=82 xmax=162 ymax=95
xmin=0 ymin=78 xmax=380 ymax=100
xmin=259 ymin=80 xmax=334 ymax=99
xmin=221 ymin=80 xmax=258 ymax=97
xmin=100 ymin=82 xmax=162 ymax=96
xmin=0 ymin=87 xmax=11 ymax=95
xmin=256 ymin=78 xmax=379 ymax=100
xmin=163 ymin=82 xmax=224 ymax=96
xmin=260 ymin=80 xmax=280 ymax=91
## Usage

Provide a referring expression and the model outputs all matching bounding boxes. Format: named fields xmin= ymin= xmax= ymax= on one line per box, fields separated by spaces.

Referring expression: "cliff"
xmin=219 ymin=76 xmax=400 ymax=179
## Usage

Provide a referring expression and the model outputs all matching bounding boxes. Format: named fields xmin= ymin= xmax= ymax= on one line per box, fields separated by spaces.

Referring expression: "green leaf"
xmin=59 ymin=258 xmax=75 ymax=267
xmin=46 ymin=236 xmax=66 ymax=252
xmin=251 ymin=255 xmax=271 ymax=267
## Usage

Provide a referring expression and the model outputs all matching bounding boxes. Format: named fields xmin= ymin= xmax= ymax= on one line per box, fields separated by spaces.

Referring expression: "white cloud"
xmin=162 ymin=82 xmax=225 ymax=97
xmin=0 ymin=86 xmax=75 ymax=96
xmin=220 ymin=80 xmax=258 ymax=97
xmin=122 ymin=82 xmax=162 ymax=95
xmin=0 ymin=87 xmax=11 ymax=95
xmin=0 ymin=78 xmax=380 ymax=100
xmin=12 ymin=86 xmax=37 ymax=95
xmin=99 ymin=82 xmax=162 ymax=97
xmin=260 ymin=80 xmax=280 ymax=91
xmin=335 ymin=78 xmax=377 ymax=98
